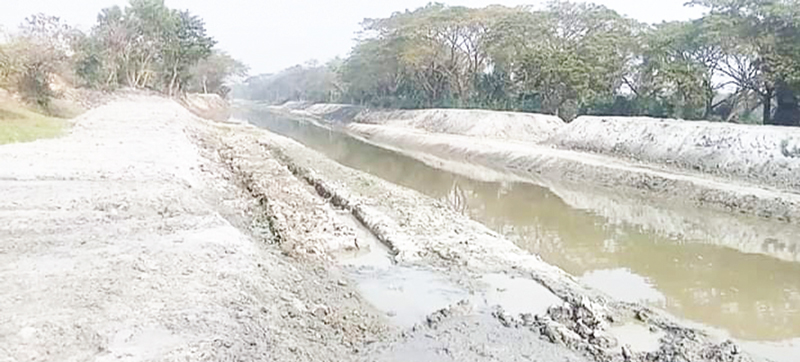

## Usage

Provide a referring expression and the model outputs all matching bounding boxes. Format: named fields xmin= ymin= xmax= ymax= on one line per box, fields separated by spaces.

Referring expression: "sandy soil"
xmin=353 ymin=108 xmax=564 ymax=143
xmin=182 ymin=93 xmax=232 ymax=122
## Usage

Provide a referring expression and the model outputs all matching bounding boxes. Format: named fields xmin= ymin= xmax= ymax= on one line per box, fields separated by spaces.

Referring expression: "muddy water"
xmin=338 ymin=203 xmax=564 ymax=328
xmin=245 ymin=110 xmax=800 ymax=360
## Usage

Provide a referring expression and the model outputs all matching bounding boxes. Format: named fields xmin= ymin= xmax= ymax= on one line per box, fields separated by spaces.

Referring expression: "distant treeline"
xmin=0 ymin=0 xmax=247 ymax=107
xmin=238 ymin=0 xmax=800 ymax=125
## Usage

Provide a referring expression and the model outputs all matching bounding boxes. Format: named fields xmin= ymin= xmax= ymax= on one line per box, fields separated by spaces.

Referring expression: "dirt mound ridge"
xmin=355 ymin=109 xmax=565 ymax=143
xmin=182 ymin=93 xmax=230 ymax=121
xmin=291 ymin=104 xmax=565 ymax=143
xmin=548 ymin=116 xmax=800 ymax=193
xmin=304 ymin=103 xmax=366 ymax=123
xmin=280 ymin=100 xmax=313 ymax=110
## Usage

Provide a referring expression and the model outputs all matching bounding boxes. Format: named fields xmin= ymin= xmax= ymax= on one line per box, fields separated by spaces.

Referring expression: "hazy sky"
xmin=0 ymin=0 xmax=705 ymax=75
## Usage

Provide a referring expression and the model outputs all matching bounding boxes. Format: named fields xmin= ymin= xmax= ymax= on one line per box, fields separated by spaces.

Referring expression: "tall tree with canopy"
xmin=161 ymin=10 xmax=215 ymax=96
xmin=186 ymin=50 xmax=248 ymax=97
xmin=690 ymin=0 xmax=800 ymax=125
xmin=82 ymin=0 xmax=216 ymax=93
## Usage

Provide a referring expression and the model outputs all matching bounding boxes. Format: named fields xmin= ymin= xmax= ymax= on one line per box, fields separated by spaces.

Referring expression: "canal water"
xmin=244 ymin=109 xmax=800 ymax=361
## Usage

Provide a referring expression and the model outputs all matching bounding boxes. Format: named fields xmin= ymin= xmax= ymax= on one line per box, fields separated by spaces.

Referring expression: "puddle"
xmin=474 ymin=273 xmax=562 ymax=316
xmin=332 ymin=196 xmax=467 ymax=327
xmin=334 ymin=202 xmax=465 ymax=328
xmin=607 ymin=323 xmax=664 ymax=353
xmin=339 ymin=234 xmax=562 ymax=327
xmin=348 ymin=266 xmax=470 ymax=328
xmin=581 ymin=269 xmax=666 ymax=305
xmin=329 ymin=188 xmax=469 ymax=327
xmin=335 ymin=211 xmax=393 ymax=268
xmin=347 ymin=266 xmax=565 ymax=328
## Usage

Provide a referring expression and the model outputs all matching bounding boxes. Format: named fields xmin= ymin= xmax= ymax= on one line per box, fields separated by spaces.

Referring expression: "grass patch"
xmin=0 ymin=99 xmax=68 ymax=145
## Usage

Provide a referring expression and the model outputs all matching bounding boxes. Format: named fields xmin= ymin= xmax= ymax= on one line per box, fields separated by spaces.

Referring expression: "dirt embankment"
xmin=182 ymin=93 xmax=232 ymax=122
xmin=280 ymin=103 xmax=800 ymax=226
xmin=0 ymin=95 xmax=389 ymax=362
xmin=297 ymin=103 xmax=564 ymax=143
xmin=548 ymin=116 xmax=800 ymax=194
xmin=353 ymin=109 xmax=564 ymax=143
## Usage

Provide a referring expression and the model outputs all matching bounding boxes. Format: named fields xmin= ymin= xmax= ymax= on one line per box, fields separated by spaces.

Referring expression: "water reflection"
xmin=244 ymin=109 xmax=800 ymax=344
xmin=581 ymin=268 xmax=666 ymax=305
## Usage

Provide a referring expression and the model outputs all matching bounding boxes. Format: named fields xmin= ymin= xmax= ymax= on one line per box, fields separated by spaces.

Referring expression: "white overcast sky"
xmin=0 ymin=0 xmax=705 ymax=74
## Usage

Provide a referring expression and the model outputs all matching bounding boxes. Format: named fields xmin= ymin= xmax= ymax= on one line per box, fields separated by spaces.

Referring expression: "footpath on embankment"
xmin=0 ymin=95 xmax=752 ymax=362
xmin=0 ymin=94 xmax=393 ymax=362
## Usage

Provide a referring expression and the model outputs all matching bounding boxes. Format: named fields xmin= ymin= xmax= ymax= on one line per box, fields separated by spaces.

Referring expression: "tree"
xmin=240 ymin=0 xmax=799 ymax=125
xmin=487 ymin=2 xmax=636 ymax=119
xmin=122 ymin=0 xmax=173 ymax=88
xmin=5 ymin=14 xmax=74 ymax=107
xmin=341 ymin=37 xmax=411 ymax=106
xmin=0 ymin=40 xmax=13 ymax=89
xmin=341 ymin=4 xmax=520 ymax=109
xmin=690 ymin=0 xmax=800 ymax=125
xmin=80 ymin=0 xmax=217 ymax=94
xmin=85 ymin=5 xmax=131 ymax=88
xmin=358 ymin=4 xmax=458 ymax=107
xmin=161 ymin=10 xmax=215 ymax=96
xmin=1 ymin=0 xmax=227 ymax=104
xmin=630 ymin=19 xmax=729 ymax=119
xmin=186 ymin=50 xmax=248 ymax=97
xmin=240 ymin=61 xmax=340 ymax=104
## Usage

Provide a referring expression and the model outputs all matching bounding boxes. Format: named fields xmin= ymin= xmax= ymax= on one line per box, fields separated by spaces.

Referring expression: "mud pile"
xmin=355 ymin=109 xmax=564 ymax=143
xmin=548 ymin=116 xmax=800 ymax=193
xmin=304 ymin=103 xmax=356 ymax=115
xmin=182 ymin=93 xmax=231 ymax=121
xmin=288 ymin=104 xmax=565 ymax=143
xmin=279 ymin=100 xmax=313 ymax=110
xmin=303 ymin=103 xmax=366 ymax=123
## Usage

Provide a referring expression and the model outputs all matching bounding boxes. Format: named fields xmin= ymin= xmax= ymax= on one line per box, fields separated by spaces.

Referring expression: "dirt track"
xmin=0 ymin=96 xmax=752 ymax=362
xmin=0 ymin=95 xmax=390 ymax=361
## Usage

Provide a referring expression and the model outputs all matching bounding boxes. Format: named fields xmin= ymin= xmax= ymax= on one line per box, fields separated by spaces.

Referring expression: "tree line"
xmin=239 ymin=0 xmax=800 ymax=125
xmin=0 ymin=0 xmax=247 ymax=108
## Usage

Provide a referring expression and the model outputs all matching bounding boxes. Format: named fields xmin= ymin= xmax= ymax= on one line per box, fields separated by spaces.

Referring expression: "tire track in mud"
xmin=198 ymin=125 xmax=399 ymax=360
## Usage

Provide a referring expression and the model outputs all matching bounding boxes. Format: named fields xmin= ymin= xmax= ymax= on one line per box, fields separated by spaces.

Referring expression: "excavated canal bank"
xmin=221 ymin=108 xmax=757 ymax=361
xmin=273 ymin=103 xmax=800 ymax=263
xmin=236 ymin=102 xmax=800 ymax=361
xmin=284 ymin=103 xmax=800 ymax=226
